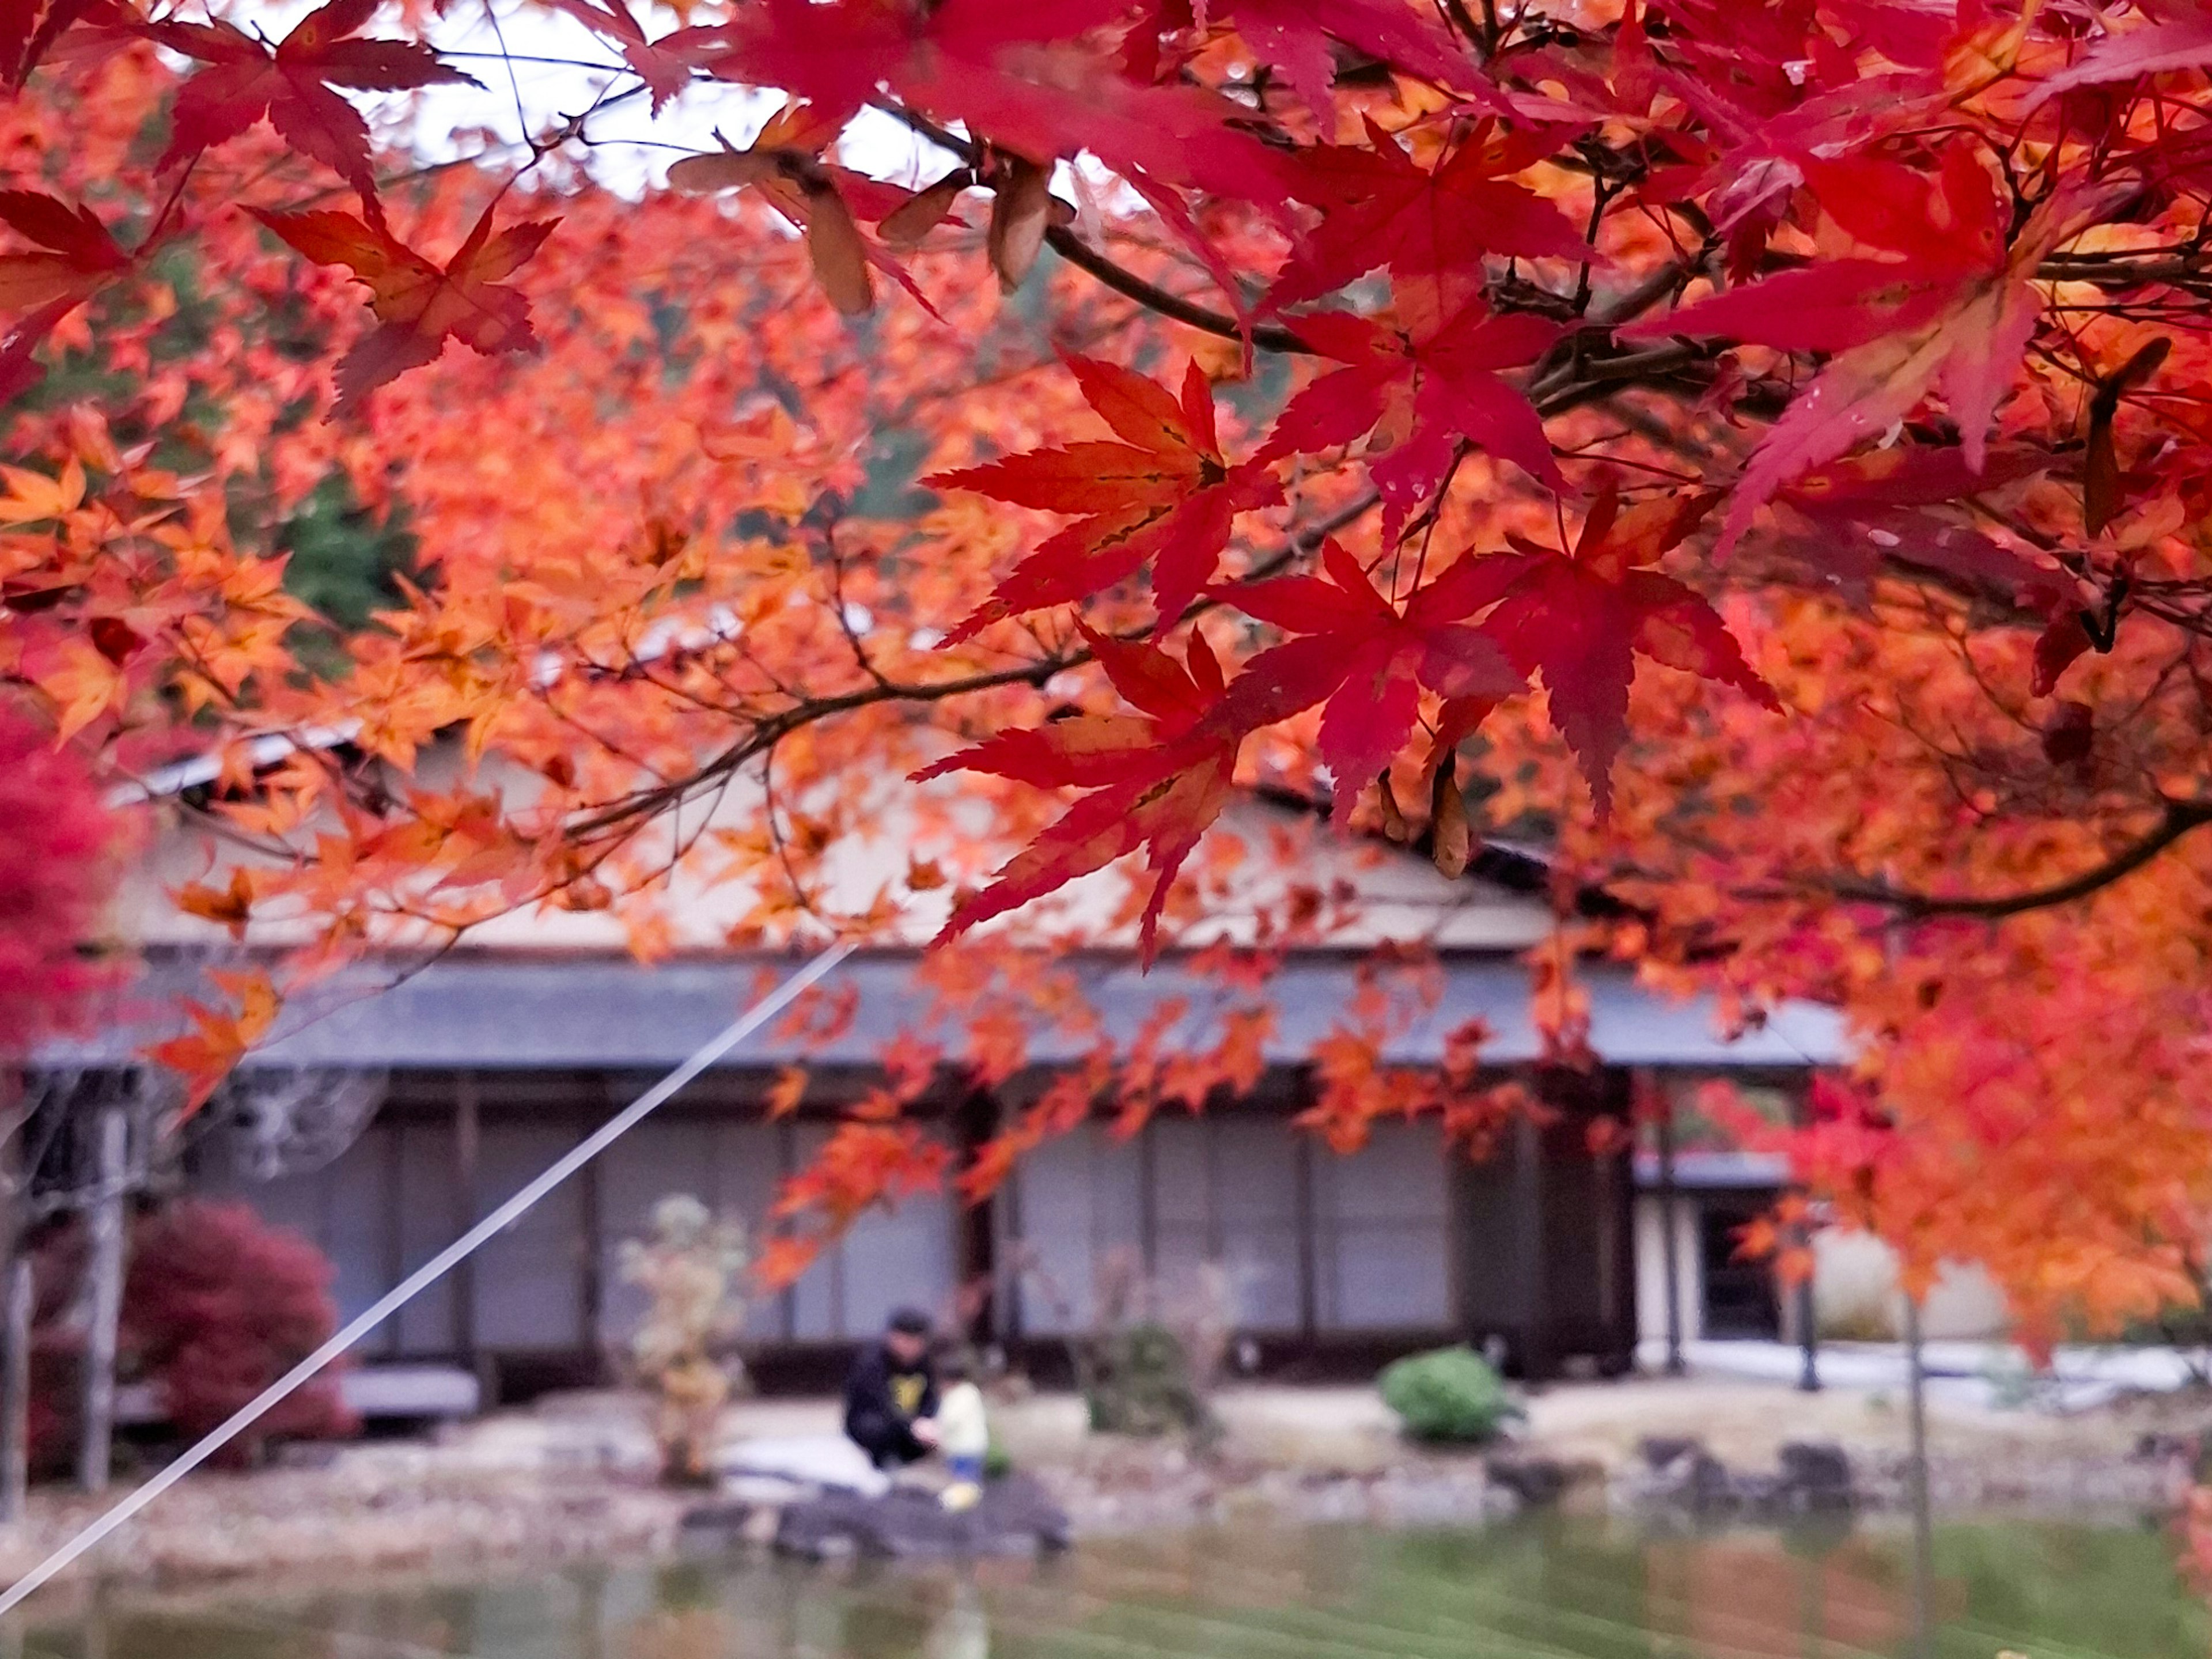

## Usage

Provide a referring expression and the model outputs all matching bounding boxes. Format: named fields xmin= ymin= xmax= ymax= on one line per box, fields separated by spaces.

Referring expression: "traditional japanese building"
xmin=40 ymin=738 xmax=1851 ymax=1404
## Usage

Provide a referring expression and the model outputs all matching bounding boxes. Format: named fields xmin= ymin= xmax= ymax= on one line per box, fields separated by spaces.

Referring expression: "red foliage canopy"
xmin=0 ymin=696 xmax=118 ymax=1059
xmin=9 ymin=0 xmax=2212 ymax=1342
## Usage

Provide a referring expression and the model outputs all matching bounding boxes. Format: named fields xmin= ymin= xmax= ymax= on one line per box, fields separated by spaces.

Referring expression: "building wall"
xmin=1633 ymin=1196 xmax=1702 ymax=1345
xmin=1001 ymin=1119 xmax=1456 ymax=1338
xmin=185 ymin=1052 xmax=1654 ymax=1388
xmin=1633 ymin=1193 xmax=2010 ymax=1343
xmin=1810 ymin=1230 xmax=2010 ymax=1343
xmin=202 ymin=1104 xmax=959 ymax=1358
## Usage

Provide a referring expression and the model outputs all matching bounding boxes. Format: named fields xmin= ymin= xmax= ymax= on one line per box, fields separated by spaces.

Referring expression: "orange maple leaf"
xmin=145 ymin=968 xmax=281 ymax=1115
xmin=752 ymin=1233 xmax=821 ymax=1290
xmin=251 ymin=199 xmax=558 ymax=414
xmin=174 ymin=866 xmax=256 ymax=940
xmin=764 ymin=1063 xmax=808 ymax=1120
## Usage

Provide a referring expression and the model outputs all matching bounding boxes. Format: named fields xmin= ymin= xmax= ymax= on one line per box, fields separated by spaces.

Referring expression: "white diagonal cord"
xmin=0 ymin=940 xmax=858 ymax=1622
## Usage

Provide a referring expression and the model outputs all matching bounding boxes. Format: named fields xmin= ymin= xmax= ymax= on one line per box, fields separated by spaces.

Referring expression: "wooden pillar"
xmin=0 ymin=1251 xmax=30 ymax=1523
xmin=774 ymin=1120 xmax=799 ymax=1342
xmin=1594 ymin=1127 xmax=1620 ymax=1365
xmin=578 ymin=1092 xmax=605 ymax=1366
xmin=380 ymin=1122 xmax=404 ymax=1364
xmin=953 ymin=1089 xmax=999 ymax=1344
xmin=77 ymin=1105 xmax=128 ymax=1491
xmin=1136 ymin=1123 xmax=1159 ymax=1278
xmin=1903 ymin=1289 xmax=1934 ymax=1659
xmin=1654 ymin=1079 xmax=1685 ymax=1376
xmin=1293 ymin=1135 xmax=1318 ymax=1344
xmin=453 ymin=1073 xmax=479 ymax=1362
xmin=0 ymin=1090 xmax=32 ymax=1524
xmin=1512 ymin=1108 xmax=1548 ymax=1380
xmin=1791 ymin=1082 xmax=1821 ymax=1392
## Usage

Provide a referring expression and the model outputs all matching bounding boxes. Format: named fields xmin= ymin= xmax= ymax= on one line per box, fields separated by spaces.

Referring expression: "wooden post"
xmin=1655 ymin=1085 xmax=1685 ymax=1376
xmin=1790 ymin=1084 xmax=1821 ymax=1392
xmin=0 ymin=1251 xmax=31 ymax=1523
xmin=1903 ymin=1289 xmax=1934 ymax=1659
xmin=77 ymin=1106 xmax=128 ymax=1493
xmin=1292 ymin=1134 xmax=1318 ymax=1343
xmin=952 ymin=1090 xmax=999 ymax=1345
xmin=0 ymin=1093 xmax=31 ymax=1524
xmin=81 ymin=1585 xmax=109 ymax=1659
xmin=453 ymin=1073 xmax=479 ymax=1362
xmin=578 ymin=1083 xmax=605 ymax=1365
xmin=1512 ymin=1108 xmax=1548 ymax=1380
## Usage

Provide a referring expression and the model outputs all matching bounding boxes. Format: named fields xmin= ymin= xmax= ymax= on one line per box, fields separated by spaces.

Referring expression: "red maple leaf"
xmin=153 ymin=0 xmax=476 ymax=211
xmin=713 ymin=0 xmax=1283 ymax=203
xmin=2030 ymin=4 xmax=2212 ymax=104
xmin=251 ymin=199 xmax=558 ymax=415
xmin=914 ymin=626 xmax=1243 ymax=957
xmin=1625 ymin=146 xmax=2113 ymax=553
xmin=0 ymin=0 xmax=115 ymax=84
xmin=1270 ymin=119 xmax=1593 ymax=330
xmin=1264 ymin=301 xmax=1563 ymax=540
xmin=1768 ymin=444 xmax=2061 ymax=606
xmin=540 ymin=0 xmax=720 ymax=111
xmin=1219 ymin=0 xmax=1474 ymax=116
xmin=1429 ymin=487 xmax=1781 ymax=811
xmin=930 ymin=355 xmax=1283 ymax=637
xmin=0 ymin=190 xmax=132 ymax=405
xmin=1219 ymin=537 xmax=1524 ymax=821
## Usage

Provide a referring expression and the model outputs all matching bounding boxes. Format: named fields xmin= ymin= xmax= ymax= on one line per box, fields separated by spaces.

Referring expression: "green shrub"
xmin=1378 ymin=1347 xmax=1522 ymax=1444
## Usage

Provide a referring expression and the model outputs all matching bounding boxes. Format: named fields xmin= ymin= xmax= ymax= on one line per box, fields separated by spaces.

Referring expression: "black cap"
xmin=887 ymin=1306 xmax=931 ymax=1336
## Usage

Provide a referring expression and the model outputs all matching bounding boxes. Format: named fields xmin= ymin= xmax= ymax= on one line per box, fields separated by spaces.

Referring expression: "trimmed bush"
xmin=1378 ymin=1347 xmax=1522 ymax=1444
xmin=119 ymin=1199 xmax=357 ymax=1466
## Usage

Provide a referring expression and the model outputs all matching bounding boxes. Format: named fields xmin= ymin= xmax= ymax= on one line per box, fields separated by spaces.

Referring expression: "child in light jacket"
xmin=934 ymin=1350 xmax=990 ymax=1512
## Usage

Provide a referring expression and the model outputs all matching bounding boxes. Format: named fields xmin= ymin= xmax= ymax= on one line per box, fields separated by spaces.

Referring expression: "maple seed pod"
xmin=1376 ymin=770 xmax=1410 ymax=842
xmin=1429 ymin=758 xmax=1472 ymax=880
xmin=2041 ymin=699 xmax=2095 ymax=770
xmin=2083 ymin=336 xmax=2170 ymax=537
xmin=879 ymin=171 xmax=971 ymax=251
xmin=559 ymin=875 xmax=613 ymax=912
xmin=987 ymin=156 xmax=1054 ymax=293
xmin=668 ymin=148 xmax=873 ymax=317
xmin=778 ymin=162 xmax=876 ymax=319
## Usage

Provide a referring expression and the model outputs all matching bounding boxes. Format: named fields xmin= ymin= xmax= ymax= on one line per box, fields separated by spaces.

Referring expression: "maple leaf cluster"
xmin=16 ymin=0 xmax=2212 ymax=1354
xmin=0 ymin=692 xmax=120 ymax=1059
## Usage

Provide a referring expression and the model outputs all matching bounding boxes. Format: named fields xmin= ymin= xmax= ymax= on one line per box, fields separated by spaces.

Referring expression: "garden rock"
xmin=1635 ymin=1438 xmax=1736 ymax=1513
xmin=1622 ymin=1437 xmax=1858 ymax=1518
xmin=1775 ymin=1441 xmax=1854 ymax=1512
xmin=1484 ymin=1456 xmax=1570 ymax=1508
xmin=718 ymin=1434 xmax=888 ymax=1497
xmin=774 ymin=1476 xmax=1073 ymax=1560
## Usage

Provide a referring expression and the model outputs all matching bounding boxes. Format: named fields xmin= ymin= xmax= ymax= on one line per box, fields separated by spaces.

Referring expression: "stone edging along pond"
xmin=0 ymin=1425 xmax=2193 ymax=1604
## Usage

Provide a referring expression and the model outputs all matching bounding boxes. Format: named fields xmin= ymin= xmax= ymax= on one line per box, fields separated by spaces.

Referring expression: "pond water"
xmin=18 ymin=1517 xmax=2212 ymax=1659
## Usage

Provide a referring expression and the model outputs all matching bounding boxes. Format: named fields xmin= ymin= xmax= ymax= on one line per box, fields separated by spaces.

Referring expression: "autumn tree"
xmin=0 ymin=698 xmax=118 ymax=1061
xmin=10 ymin=0 xmax=2212 ymax=1344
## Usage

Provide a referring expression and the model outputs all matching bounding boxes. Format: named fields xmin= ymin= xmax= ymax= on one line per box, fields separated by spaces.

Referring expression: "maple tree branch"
xmin=1042 ymin=226 xmax=1311 ymax=354
xmin=865 ymin=93 xmax=1312 ymax=354
xmin=1828 ymin=796 xmax=2212 ymax=919
xmin=555 ymin=490 xmax=1383 ymax=847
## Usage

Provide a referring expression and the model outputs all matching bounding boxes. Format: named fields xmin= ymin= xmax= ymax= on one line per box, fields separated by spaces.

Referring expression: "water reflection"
xmin=18 ymin=1517 xmax=2209 ymax=1659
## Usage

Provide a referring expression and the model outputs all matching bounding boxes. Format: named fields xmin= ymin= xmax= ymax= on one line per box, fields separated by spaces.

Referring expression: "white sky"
xmin=338 ymin=1 xmax=956 ymax=196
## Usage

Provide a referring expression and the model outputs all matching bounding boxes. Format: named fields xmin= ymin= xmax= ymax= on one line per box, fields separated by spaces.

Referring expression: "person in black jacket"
xmin=843 ymin=1306 xmax=940 ymax=1469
